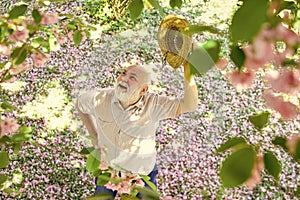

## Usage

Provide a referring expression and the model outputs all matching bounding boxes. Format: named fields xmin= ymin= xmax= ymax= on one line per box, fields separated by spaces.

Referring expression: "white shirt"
xmin=77 ymin=88 xmax=180 ymax=174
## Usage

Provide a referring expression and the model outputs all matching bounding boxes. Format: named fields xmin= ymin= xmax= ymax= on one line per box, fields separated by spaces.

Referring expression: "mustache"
xmin=116 ymin=81 xmax=128 ymax=89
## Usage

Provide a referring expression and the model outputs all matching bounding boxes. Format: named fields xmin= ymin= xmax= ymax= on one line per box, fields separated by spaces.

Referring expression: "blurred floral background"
xmin=0 ymin=0 xmax=299 ymax=199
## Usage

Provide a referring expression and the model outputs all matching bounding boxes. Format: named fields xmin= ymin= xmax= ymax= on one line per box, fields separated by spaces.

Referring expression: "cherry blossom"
xmin=31 ymin=52 xmax=49 ymax=67
xmin=41 ymin=13 xmax=59 ymax=26
xmin=263 ymin=90 xmax=299 ymax=119
xmin=118 ymin=181 xmax=131 ymax=194
xmin=8 ymin=26 xmax=29 ymax=42
xmin=265 ymin=69 xmax=300 ymax=95
xmin=243 ymin=37 xmax=274 ymax=72
xmin=0 ymin=44 xmax=11 ymax=56
xmin=226 ymin=70 xmax=255 ymax=90
xmin=9 ymin=63 xmax=29 ymax=75
xmin=99 ymin=161 xmax=109 ymax=170
xmin=286 ymin=134 xmax=300 ymax=155
xmin=105 ymin=181 xmax=119 ymax=191
xmin=0 ymin=117 xmax=20 ymax=137
xmin=215 ymin=57 xmax=228 ymax=70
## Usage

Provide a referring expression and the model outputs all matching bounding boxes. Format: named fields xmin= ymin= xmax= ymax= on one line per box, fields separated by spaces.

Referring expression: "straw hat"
xmin=157 ymin=14 xmax=192 ymax=69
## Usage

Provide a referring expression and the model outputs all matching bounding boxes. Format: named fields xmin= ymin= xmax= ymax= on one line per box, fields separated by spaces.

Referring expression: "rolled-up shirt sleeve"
xmin=151 ymin=94 xmax=180 ymax=120
xmin=77 ymin=90 xmax=96 ymax=115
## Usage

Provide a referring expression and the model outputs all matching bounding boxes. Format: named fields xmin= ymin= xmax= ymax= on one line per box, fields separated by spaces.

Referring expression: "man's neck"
xmin=119 ymin=96 xmax=142 ymax=110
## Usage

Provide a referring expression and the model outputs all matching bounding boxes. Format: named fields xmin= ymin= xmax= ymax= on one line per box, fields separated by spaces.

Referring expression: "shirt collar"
xmin=112 ymin=89 xmax=146 ymax=109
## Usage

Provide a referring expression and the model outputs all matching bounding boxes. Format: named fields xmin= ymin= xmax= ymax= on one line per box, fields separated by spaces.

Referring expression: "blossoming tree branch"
xmin=0 ymin=0 xmax=95 ymax=194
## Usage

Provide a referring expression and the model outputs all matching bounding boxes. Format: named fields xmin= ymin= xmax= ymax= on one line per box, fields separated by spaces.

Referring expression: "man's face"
xmin=114 ymin=66 xmax=148 ymax=104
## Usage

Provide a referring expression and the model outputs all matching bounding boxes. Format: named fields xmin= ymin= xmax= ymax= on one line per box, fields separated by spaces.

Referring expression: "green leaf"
xmin=0 ymin=174 xmax=8 ymax=185
xmin=170 ymin=0 xmax=182 ymax=8
xmin=1 ymin=101 xmax=17 ymax=112
xmin=217 ymin=137 xmax=247 ymax=153
xmin=147 ymin=0 xmax=163 ymax=14
xmin=13 ymin=143 xmax=22 ymax=154
xmin=19 ymin=126 xmax=32 ymax=134
xmin=11 ymin=133 xmax=32 ymax=142
xmin=67 ymin=23 xmax=77 ymax=30
xmin=134 ymin=186 xmax=160 ymax=200
xmin=140 ymin=175 xmax=157 ymax=191
xmin=220 ymin=146 xmax=255 ymax=188
xmin=32 ymin=9 xmax=42 ymax=24
xmin=48 ymin=34 xmax=57 ymax=51
xmin=31 ymin=37 xmax=44 ymax=48
xmin=230 ymin=0 xmax=268 ymax=43
xmin=8 ymin=5 xmax=28 ymax=19
xmin=264 ymin=150 xmax=281 ymax=180
xmin=96 ymin=172 xmax=111 ymax=186
xmin=272 ymin=136 xmax=287 ymax=151
xmin=0 ymin=136 xmax=11 ymax=144
xmin=229 ymin=45 xmax=245 ymax=69
xmin=79 ymin=147 xmax=95 ymax=155
xmin=187 ymin=40 xmax=220 ymax=75
xmin=73 ymin=30 xmax=82 ymax=46
xmin=184 ymin=25 xmax=221 ymax=35
xmin=86 ymin=149 xmax=101 ymax=172
xmin=248 ymin=111 xmax=270 ymax=130
xmin=128 ymin=0 xmax=144 ymax=20
xmin=0 ymin=151 xmax=9 ymax=168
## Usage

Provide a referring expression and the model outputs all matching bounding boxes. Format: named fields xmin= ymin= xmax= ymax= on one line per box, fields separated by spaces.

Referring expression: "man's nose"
xmin=119 ymin=75 xmax=128 ymax=82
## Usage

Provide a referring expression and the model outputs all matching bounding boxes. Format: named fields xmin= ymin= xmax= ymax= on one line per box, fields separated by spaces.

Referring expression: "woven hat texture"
xmin=157 ymin=14 xmax=192 ymax=69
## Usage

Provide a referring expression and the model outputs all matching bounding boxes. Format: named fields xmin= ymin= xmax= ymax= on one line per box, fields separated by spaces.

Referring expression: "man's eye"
xmin=130 ymin=76 xmax=136 ymax=81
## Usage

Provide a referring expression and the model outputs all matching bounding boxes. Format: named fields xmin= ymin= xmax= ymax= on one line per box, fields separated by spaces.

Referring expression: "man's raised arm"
xmin=177 ymin=61 xmax=198 ymax=115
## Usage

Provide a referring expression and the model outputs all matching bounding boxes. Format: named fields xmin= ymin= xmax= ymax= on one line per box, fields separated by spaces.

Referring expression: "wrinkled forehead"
xmin=126 ymin=65 xmax=147 ymax=78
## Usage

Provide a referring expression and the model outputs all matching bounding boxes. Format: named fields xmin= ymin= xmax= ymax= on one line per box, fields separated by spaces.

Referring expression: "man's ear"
xmin=140 ymin=86 xmax=148 ymax=95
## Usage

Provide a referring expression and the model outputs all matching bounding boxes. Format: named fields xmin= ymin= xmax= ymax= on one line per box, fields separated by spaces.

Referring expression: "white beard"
xmin=114 ymin=81 xmax=140 ymax=104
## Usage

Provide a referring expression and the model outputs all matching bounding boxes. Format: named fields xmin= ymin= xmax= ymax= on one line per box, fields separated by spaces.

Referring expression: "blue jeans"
xmin=94 ymin=165 xmax=158 ymax=199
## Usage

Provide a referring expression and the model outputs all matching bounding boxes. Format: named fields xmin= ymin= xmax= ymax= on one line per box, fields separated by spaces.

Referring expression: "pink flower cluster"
xmin=104 ymin=171 xmax=145 ymax=195
xmin=0 ymin=44 xmax=11 ymax=56
xmin=8 ymin=26 xmax=29 ymax=42
xmin=31 ymin=52 xmax=50 ymax=67
xmin=40 ymin=13 xmax=59 ymax=26
xmin=0 ymin=117 xmax=20 ymax=137
xmin=225 ymin=23 xmax=300 ymax=119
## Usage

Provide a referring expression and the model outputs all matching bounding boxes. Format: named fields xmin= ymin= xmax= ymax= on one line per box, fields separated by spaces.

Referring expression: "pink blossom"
xmin=286 ymin=134 xmax=300 ymax=155
xmin=0 ymin=44 xmax=11 ymax=56
xmin=99 ymin=161 xmax=109 ymax=170
xmin=9 ymin=63 xmax=29 ymax=75
xmin=135 ymin=178 xmax=145 ymax=187
xmin=244 ymin=155 xmax=264 ymax=189
xmin=31 ymin=52 xmax=49 ymax=67
xmin=215 ymin=58 xmax=228 ymax=70
xmin=265 ymin=69 xmax=300 ymax=95
xmin=0 ymin=118 xmax=20 ymax=137
xmin=243 ymin=38 xmax=274 ymax=71
xmin=105 ymin=181 xmax=119 ymax=191
xmin=226 ymin=70 xmax=255 ymax=90
xmin=41 ymin=13 xmax=59 ymax=25
xmin=57 ymin=36 xmax=67 ymax=44
xmin=118 ymin=181 xmax=131 ymax=194
xmin=273 ymin=48 xmax=294 ymax=66
xmin=263 ymin=90 xmax=299 ymax=119
xmin=67 ymin=31 xmax=74 ymax=41
xmin=8 ymin=26 xmax=29 ymax=42
xmin=275 ymin=24 xmax=300 ymax=47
